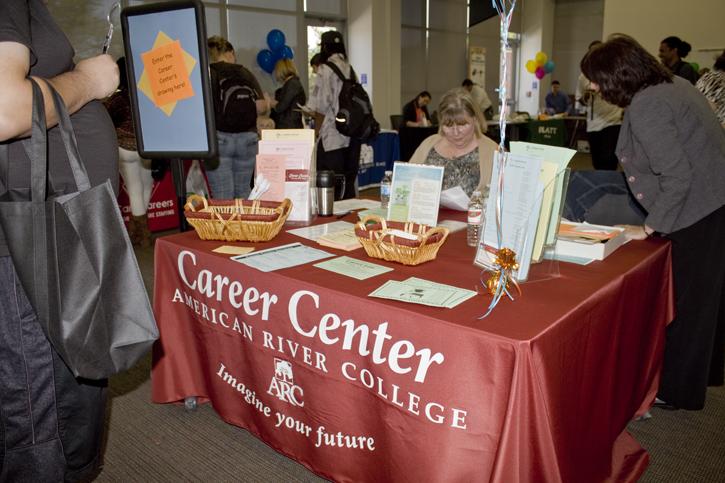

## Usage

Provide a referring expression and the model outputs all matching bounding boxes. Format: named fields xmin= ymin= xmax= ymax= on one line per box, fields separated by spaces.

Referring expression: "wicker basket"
xmin=184 ymin=195 xmax=292 ymax=242
xmin=354 ymin=215 xmax=449 ymax=266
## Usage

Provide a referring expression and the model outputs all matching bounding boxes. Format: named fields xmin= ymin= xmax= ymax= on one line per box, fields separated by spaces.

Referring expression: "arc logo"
xmin=267 ymin=358 xmax=304 ymax=407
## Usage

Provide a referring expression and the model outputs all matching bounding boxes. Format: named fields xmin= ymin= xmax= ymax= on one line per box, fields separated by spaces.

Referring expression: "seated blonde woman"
xmin=409 ymin=88 xmax=498 ymax=196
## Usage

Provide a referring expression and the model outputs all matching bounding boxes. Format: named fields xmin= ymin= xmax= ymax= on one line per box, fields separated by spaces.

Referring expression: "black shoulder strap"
xmin=324 ymin=61 xmax=358 ymax=83
xmin=209 ymin=63 xmax=219 ymax=88
xmin=0 ymin=144 xmax=9 ymax=194
xmin=324 ymin=61 xmax=346 ymax=81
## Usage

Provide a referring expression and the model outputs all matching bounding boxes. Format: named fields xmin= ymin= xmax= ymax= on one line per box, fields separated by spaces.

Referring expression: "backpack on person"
xmin=324 ymin=61 xmax=380 ymax=142
xmin=209 ymin=62 xmax=257 ymax=132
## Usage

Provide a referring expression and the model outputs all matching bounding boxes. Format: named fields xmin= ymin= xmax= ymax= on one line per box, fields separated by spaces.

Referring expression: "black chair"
xmin=390 ymin=114 xmax=404 ymax=131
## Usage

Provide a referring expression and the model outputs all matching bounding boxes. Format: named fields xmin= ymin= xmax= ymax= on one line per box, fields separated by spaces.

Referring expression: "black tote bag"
xmin=0 ymin=78 xmax=158 ymax=379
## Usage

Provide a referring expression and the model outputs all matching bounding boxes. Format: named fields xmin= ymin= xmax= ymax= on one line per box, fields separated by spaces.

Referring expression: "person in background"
xmin=409 ymin=88 xmax=498 ymax=197
xmin=545 ymin=80 xmax=572 ymax=115
xmin=461 ymin=78 xmax=493 ymax=120
xmin=402 ymin=91 xmax=432 ymax=127
xmin=659 ymin=36 xmax=699 ymax=85
xmin=105 ymin=57 xmax=153 ymax=247
xmin=310 ymin=53 xmax=322 ymax=75
xmin=696 ymin=49 xmax=725 ymax=128
xmin=576 ymin=41 xmax=623 ymax=170
xmin=207 ymin=36 xmax=269 ymax=199
xmin=0 ymin=0 xmax=119 ymax=479
xmin=269 ymin=58 xmax=306 ymax=129
xmin=307 ymin=30 xmax=360 ymax=200
xmin=582 ymin=34 xmax=725 ymax=411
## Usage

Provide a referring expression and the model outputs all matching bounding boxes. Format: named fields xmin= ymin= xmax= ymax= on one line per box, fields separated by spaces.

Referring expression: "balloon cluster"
xmin=256 ymin=29 xmax=294 ymax=74
xmin=525 ymin=52 xmax=555 ymax=80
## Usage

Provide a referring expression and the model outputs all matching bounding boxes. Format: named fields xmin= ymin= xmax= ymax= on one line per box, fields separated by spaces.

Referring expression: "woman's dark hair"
xmin=714 ymin=50 xmax=725 ymax=71
xmin=662 ymin=36 xmax=692 ymax=58
xmin=417 ymin=91 xmax=431 ymax=100
xmin=581 ymin=34 xmax=672 ymax=108
xmin=310 ymin=53 xmax=322 ymax=68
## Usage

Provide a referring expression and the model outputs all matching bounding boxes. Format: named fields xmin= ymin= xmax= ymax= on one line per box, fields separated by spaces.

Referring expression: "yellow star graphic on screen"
xmin=138 ymin=31 xmax=197 ymax=116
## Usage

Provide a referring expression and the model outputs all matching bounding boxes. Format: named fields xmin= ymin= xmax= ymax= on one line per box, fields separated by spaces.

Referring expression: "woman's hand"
xmin=616 ymin=224 xmax=651 ymax=240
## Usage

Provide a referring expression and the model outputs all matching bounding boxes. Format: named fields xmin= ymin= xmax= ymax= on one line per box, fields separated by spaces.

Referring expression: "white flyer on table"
xmin=474 ymin=152 xmax=544 ymax=281
xmin=439 ymin=186 xmax=470 ymax=211
xmin=287 ymin=221 xmax=356 ymax=241
xmin=230 ymin=242 xmax=333 ymax=272
xmin=333 ymin=198 xmax=382 ymax=215
xmin=284 ymin=169 xmax=311 ymax=222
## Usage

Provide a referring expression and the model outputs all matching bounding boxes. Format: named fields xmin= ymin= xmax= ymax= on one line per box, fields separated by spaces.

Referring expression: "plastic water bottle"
xmin=467 ymin=190 xmax=484 ymax=247
xmin=380 ymin=170 xmax=393 ymax=209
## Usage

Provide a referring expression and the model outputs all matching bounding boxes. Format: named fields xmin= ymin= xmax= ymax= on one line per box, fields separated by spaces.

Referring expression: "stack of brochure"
xmin=256 ymin=129 xmax=315 ymax=222
xmin=553 ymin=221 xmax=627 ymax=260
xmin=317 ymin=228 xmax=362 ymax=251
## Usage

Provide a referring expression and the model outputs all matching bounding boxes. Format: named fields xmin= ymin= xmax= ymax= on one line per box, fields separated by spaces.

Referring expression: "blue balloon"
xmin=544 ymin=60 xmax=555 ymax=74
xmin=281 ymin=45 xmax=294 ymax=60
xmin=267 ymin=29 xmax=286 ymax=52
xmin=257 ymin=49 xmax=275 ymax=74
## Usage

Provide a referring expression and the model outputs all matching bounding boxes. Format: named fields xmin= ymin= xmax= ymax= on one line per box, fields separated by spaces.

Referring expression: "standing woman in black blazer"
xmin=270 ymin=58 xmax=306 ymax=129
xmin=582 ymin=34 xmax=725 ymax=410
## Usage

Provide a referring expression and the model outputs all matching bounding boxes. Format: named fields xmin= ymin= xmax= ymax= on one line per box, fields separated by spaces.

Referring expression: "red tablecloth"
xmin=151 ymin=220 xmax=673 ymax=482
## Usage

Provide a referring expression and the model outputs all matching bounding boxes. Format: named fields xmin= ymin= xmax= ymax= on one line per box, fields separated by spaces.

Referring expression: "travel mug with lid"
xmin=316 ymin=170 xmax=335 ymax=216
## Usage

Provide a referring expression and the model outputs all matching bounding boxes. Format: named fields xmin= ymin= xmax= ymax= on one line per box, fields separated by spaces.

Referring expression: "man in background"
xmin=545 ymin=80 xmax=572 ymax=115
xmin=576 ymin=41 xmax=623 ymax=170
xmin=462 ymin=78 xmax=493 ymax=120
xmin=308 ymin=31 xmax=360 ymax=200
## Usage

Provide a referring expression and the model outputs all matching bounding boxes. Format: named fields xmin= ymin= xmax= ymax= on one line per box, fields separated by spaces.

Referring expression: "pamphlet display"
xmin=474 ymin=152 xmax=544 ymax=281
xmin=387 ymin=162 xmax=444 ymax=227
xmin=473 ymin=140 xmax=577 ymax=282
xmin=509 ymin=142 xmax=576 ymax=261
xmin=256 ymin=130 xmax=315 ymax=222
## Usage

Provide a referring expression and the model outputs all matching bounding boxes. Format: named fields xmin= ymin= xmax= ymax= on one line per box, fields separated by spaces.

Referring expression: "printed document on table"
xmin=333 ymin=198 xmax=382 ymax=215
xmin=369 ymin=280 xmax=467 ymax=308
xmin=474 ymin=152 xmax=544 ymax=281
xmin=314 ymin=256 xmax=393 ymax=280
xmin=287 ymin=221 xmax=355 ymax=241
xmin=388 ymin=162 xmax=444 ymax=227
xmin=401 ymin=277 xmax=477 ymax=307
xmin=230 ymin=242 xmax=333 ymax=272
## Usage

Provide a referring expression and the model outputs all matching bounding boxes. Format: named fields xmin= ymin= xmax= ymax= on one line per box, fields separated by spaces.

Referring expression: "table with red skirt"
xmin=151 ymin=210 xmax=673 ymax=482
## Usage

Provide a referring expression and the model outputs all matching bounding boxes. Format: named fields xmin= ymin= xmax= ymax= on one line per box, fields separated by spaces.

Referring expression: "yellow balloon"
xmin=525 ymin=59 xmax=537 ymax=74
xmin=535 ymin=51 xmax=548 ymax=66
